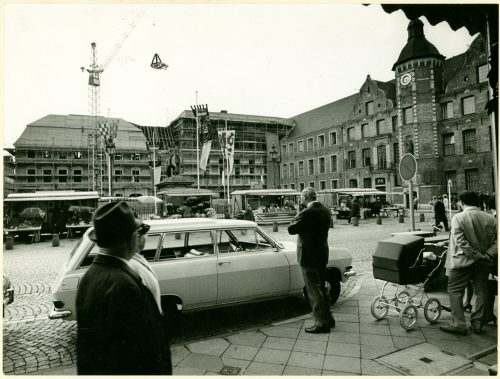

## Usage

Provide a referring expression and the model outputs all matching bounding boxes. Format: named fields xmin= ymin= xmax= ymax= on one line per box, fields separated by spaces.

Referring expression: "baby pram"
xmin=370 ymin=235 xmax=448 ymax=330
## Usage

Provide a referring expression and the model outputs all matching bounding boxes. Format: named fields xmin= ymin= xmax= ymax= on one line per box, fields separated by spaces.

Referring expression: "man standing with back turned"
xmin=76 ymin=201 xmax=172 ymax=374
xmin=440 ymin=191 xmax=497 ymax=335
xmin=288 ymin=187 xmax=335 ymax=333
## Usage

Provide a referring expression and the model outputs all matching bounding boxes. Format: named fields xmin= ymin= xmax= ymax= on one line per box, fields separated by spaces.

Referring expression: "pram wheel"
xmin=400 ymin=304 xmax=418 ymax=330
xmin=423 ymin=298 xmax=442 ymax=323
xmin=371 ymin=296 xmax=389 ymax=320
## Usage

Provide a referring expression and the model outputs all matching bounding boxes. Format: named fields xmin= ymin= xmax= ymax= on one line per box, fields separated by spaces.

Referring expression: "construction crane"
xmin=81 ymin=8 xmax=145 ymax=194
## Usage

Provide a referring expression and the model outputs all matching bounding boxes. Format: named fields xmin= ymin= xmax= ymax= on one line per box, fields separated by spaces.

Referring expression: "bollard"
xmin=376 ymin=214 xmax=382 ymax=225
xmin=52 ymin=234 xmax=60 ymax=247
xmin=398 ymin=213 xmax=404 ymax=223
xmin=272 ymin=222 xmax=278 ymax=232
xmin=352 ymin=217 xmax=359 ymax=226
xmin=419 ymin=213 xmax=425 ymax=222
xmin=5 ymin=235 xmax=13 ymax=250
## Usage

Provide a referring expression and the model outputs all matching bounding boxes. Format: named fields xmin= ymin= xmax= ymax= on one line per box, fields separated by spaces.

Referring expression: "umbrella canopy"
xmin=19 ymin=207 xmax=46 ymax=219
xmin=136 ymin=196 xmax=164 ymax=204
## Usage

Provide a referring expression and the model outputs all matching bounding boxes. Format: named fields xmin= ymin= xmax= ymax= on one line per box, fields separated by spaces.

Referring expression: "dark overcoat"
xmin=76 ymin=254 xmax=172 ymax=375
xmin=288 ymin=202 xmax=332 ymax=268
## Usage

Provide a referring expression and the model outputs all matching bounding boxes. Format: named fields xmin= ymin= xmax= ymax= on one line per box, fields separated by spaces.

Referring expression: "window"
xmin=27 ymin=151 xmax=36 ymax=158
xmin=441 ymin=102 xmax=453 ymax=119
xmin=299 ymin=182 xmax=305 ymax=191
xmin=392 ymin=116 xmax=398 ymax=132
xmin=282 ymin=164 xmax=287 ymax=179
xmin=290 ymin=183 xmax=295 ymax=190
xmin=348 ymin=151 xmax=356 ymax=169
xmin=361 ymin=123 xmax=370 ymax=138
xmin=318 ymin=157 xmax=325 ymax=174
xmin=132 ymin=169 xmax=140 ymax=183
xmin=132 ymin=153 xmax=141 ymax=160
xmin=115 ymin=153 xmax=123 ymax=160
xmin=58 ymin=169 xmax=67 ymax=183
xmin=43 ymin=151 xmax=52 ymax=159
xmin=288 ymin=143 xmax=294 ymax=154
xmin=349 ymin=179 xmax=358 ymax=188
xmin=27 ymin=168 xmax=36 ymax=175
xmin=403 ymin=106 xmax=413 ymax=124
xmin=319 ymin=180 xmax=326 ymax=190
xmin=393 ymin=143 xmax=400 ymax=163
xmin=329 ymin=131 xmax=337 ymax=145
xmin=289 ymin=163 xmax=294 ymax=178
xmin=43 ymin=169 xmax=51 ymax=175
xmin=59 ymin=151 xmax=67 ymax=159
xmin=394 ymin=173 xmax=401 ymax=187
xmin=161 ymin=231 xmax=214 ymax=259
xmin=478 ymin=64 xmax=488 ymax=83
xmin=443 ymin=133 xmax=455 ymax=156
xmin=347 ymin=127 xmax=355 ymax=141
xmin=306 ymin=138 xmax=314 ymax=151
xmin=461 ymin=96 xmax=475 ymax=115
xmin=317 ymin=135 xmax=325 ymax=148
xmin=43 ymin=169 xmax=52 ymax=183
xmin=363 ymin=178 xmax=372 ymax=188
xmin=463 ymin=129 xmax=477 ymax=153
xmin=376 ymin=119 xmax=384 ymax=135
xmin=308 ymin=181 xmax=315 ymax=188
xmin=330 ymin=155 xmax=338 ymax=172
xmin=366 ymin=101 xmax=374 ymax=115
xmin=377 ymin=145 xmax=387 ymax=169
xmin=308 ymin=159 xmax=314 ymax=175
xmin=331 ymin=179 xmax=338 ymax=189
xmin=298 ymin=140 xmax=304 ymax=152
xmin=465 ymin=169 xmax=479 ymax=190
xmin=73 ymin=169 xmax=82 ymax=183
xmin=298 ymin=161 xmax=304 ymax=176
xmin=73 ymin=151 xmax=82 ymax=159
xmin=444 ymin=170 xmax=457 ymax=187
xmin=281 ymin=144 xmax=287 ymax=156
xmin=362 ymin=148 xmax=371 ymax=167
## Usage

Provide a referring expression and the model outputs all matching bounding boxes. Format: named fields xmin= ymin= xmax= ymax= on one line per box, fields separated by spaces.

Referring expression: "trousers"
xmin=301 ymin=266 xmax=332 ymax=327
xmin=447 ymin=260 xmax=489 ymax=330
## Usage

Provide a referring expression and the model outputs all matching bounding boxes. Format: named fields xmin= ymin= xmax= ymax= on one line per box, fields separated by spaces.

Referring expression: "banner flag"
xmin=190 ymin=104 xmax=213 ymax=171
xmin=222 ymin=168 xmax=225 ymax=186
xmin=98 ymin=122 xmax=109 ymax=139
xmin=218 ymin=130 xmax=236 ymax=176
xmin=153 ymin=166 xmax=162 ymax=185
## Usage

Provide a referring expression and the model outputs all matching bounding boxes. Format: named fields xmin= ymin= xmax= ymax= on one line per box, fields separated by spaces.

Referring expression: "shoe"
xmin=464 ymin=304 xmax=472 ymax=312
xmin=440 ymin=325 xmax=468 ymax=336
xmin=305 ymin=325 xmax=330 ymax=334
xmin=482 ymin=317 xmax=497 ymax=326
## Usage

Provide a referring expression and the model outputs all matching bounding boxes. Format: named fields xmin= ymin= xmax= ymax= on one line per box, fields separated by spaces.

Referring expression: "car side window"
xmin=78 ymin=243 xmax=98 ymax=268
xmin=217 ymin=228 xmax=274 ymax=253
xmin=139 ymin=233 xmax=161 ymax=261
xmin=159 ymin=231 xmax=214 ymax=259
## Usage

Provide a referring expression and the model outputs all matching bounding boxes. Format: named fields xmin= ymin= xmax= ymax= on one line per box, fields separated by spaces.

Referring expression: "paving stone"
xmin=254 ymin=347 xmax=291 ymax=365
xmin=177 ymin=353 xmax=223 ymax=373
xmin=173 ymin=366 xmax=206 ymax=375
xmin=273 ymin=319 xmax=304 ymax=329
xmin=322 ymin=369 xmax=361 ymax=375
xmin=427 ymin=338 xmax=487 ymax=357
xmin=361 ymin=345 xmax=398 ymax=360
xmin=293 ymin=339 xmax=327 ymax=354
xmin=262 ymin=336 xmax=296 ymax=351
xmin=221 ymin=345 xmax=259 ymax=361
xmin=260 ymin=326 xmax=300 ymax=339
xmin=392 ymin=336 xmax=426 ymax=350
xmin=186 ymin=338 xmax=230 ymax=356
xmin=323 ymin=355 xmax=361 ymax=374
xmin=221 ymin=357 xmax=251 ymax=369
xmin=283 ymin=365 xmax=322 ymax=375
xmin=361 ymin=358 xmax=402 ymax=375
xmin=328 ymin=331 xmax=360 ymax=344
xmin=171 ymin=345 xmax=191 ymax=366
xmin=287 ymin=351 xmax=324 ymax=370
xmin=334 ymin=321 xmax=360 ymax=333
xmin=326 ymin=342 xmax=360 ymax=358
xmin=332 ymin=305 xmax=358 ymax=314
xmin=335 ymin=313 xmax=360 ymax=322
xmin=243 ymin=361 xmax=285 ymax=375
xmin=297 ymin=329 xmax=329 ymax=342
xmin=360 ymin=333 xmax=395 ymax=347
xmin=359 ymin=313 xmax=388 ymax=324
xmin=225 ymin=331 xmax=266 ymax=348
xmin=359 ymin=322 xmax=391 ymax=335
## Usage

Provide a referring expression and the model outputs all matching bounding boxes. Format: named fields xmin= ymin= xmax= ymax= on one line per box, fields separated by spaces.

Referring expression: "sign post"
xmin=399 ymin=153 xmax=417 ymax=231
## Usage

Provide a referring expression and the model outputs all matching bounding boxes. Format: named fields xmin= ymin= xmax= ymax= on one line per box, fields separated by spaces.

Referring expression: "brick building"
xmin=279 ymin=19 xmax=494 ymax=204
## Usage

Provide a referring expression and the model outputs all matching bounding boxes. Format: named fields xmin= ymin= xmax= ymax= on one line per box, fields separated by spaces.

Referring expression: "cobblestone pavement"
xmin=3 ymin=215 xmax=440 ymax=374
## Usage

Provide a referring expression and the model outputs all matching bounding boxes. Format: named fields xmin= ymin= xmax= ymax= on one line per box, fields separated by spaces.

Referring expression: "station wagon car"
xmin=49 ymin=219 xmax=355 ymax=321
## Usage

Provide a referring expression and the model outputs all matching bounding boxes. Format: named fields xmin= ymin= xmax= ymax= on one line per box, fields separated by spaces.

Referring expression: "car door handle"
xmin=218 ymin=261 xmax=231 ymax=265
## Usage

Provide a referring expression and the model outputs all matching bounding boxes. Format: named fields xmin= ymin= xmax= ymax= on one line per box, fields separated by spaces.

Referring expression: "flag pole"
xmin=195 ymin=91 xmax=200 ymax=189
xmin=225 ymin=118 xmax=230 ymax=206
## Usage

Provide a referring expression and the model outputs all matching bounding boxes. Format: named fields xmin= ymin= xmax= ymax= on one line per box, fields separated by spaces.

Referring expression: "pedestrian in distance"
xmin=76 ymin=201 xmax=172 ymax=375
xmin=434 ymin=196 xmax=449 ymax=232
xmin=243 ymin=204 xmax=255 ymax=222
xmin=440 ymin=191 xmax=497 ymax=336
xmin=288 ymin=187 xmax=335 ymax=333
xmin=348 ymin=197 xmax=360 ymax=224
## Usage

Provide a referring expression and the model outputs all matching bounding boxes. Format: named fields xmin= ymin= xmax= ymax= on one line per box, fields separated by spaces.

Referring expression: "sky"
xmin=3 ymin=3 xmax=477 ymax=149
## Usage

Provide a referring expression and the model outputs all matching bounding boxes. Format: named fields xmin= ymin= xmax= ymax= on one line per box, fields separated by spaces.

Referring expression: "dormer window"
xmin=366 ymin=101 xmax=374 ymax=115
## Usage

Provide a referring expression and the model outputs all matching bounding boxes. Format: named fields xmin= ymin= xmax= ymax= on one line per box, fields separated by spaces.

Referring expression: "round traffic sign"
xmin=399 ymin=153 xmax=417 ymax=181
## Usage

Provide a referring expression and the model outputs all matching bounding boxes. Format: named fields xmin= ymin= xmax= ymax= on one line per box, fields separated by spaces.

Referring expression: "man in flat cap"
xmin=76 ymin=201 xmax=172 ymax=375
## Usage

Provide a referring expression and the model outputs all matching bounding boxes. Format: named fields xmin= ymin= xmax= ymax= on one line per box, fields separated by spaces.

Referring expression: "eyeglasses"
xmin=136 ymin=223 xmax=150 ymax=236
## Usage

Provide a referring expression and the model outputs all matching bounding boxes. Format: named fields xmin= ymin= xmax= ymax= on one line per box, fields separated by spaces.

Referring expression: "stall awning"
xmin=318 ymin=188 xmax=390 ymax=196
xmin=231 ymin=189 xmax=300 ymax=196
xmin=157 ymin=188 xmax=218 ymax=197
xmin=5 ymin=191 xmax=100 ymax=202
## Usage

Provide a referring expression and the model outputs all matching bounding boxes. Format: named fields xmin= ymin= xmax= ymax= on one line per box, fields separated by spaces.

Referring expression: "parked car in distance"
xmin=49 ymin=219 xmax=355 ymax=321
xmin=3 ymin=274 xmax=14 ymax=316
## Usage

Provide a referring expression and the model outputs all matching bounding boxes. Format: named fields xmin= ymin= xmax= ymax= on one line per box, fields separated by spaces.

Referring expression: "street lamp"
xmin=269 ymin=143 xmax=280 ymax=189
